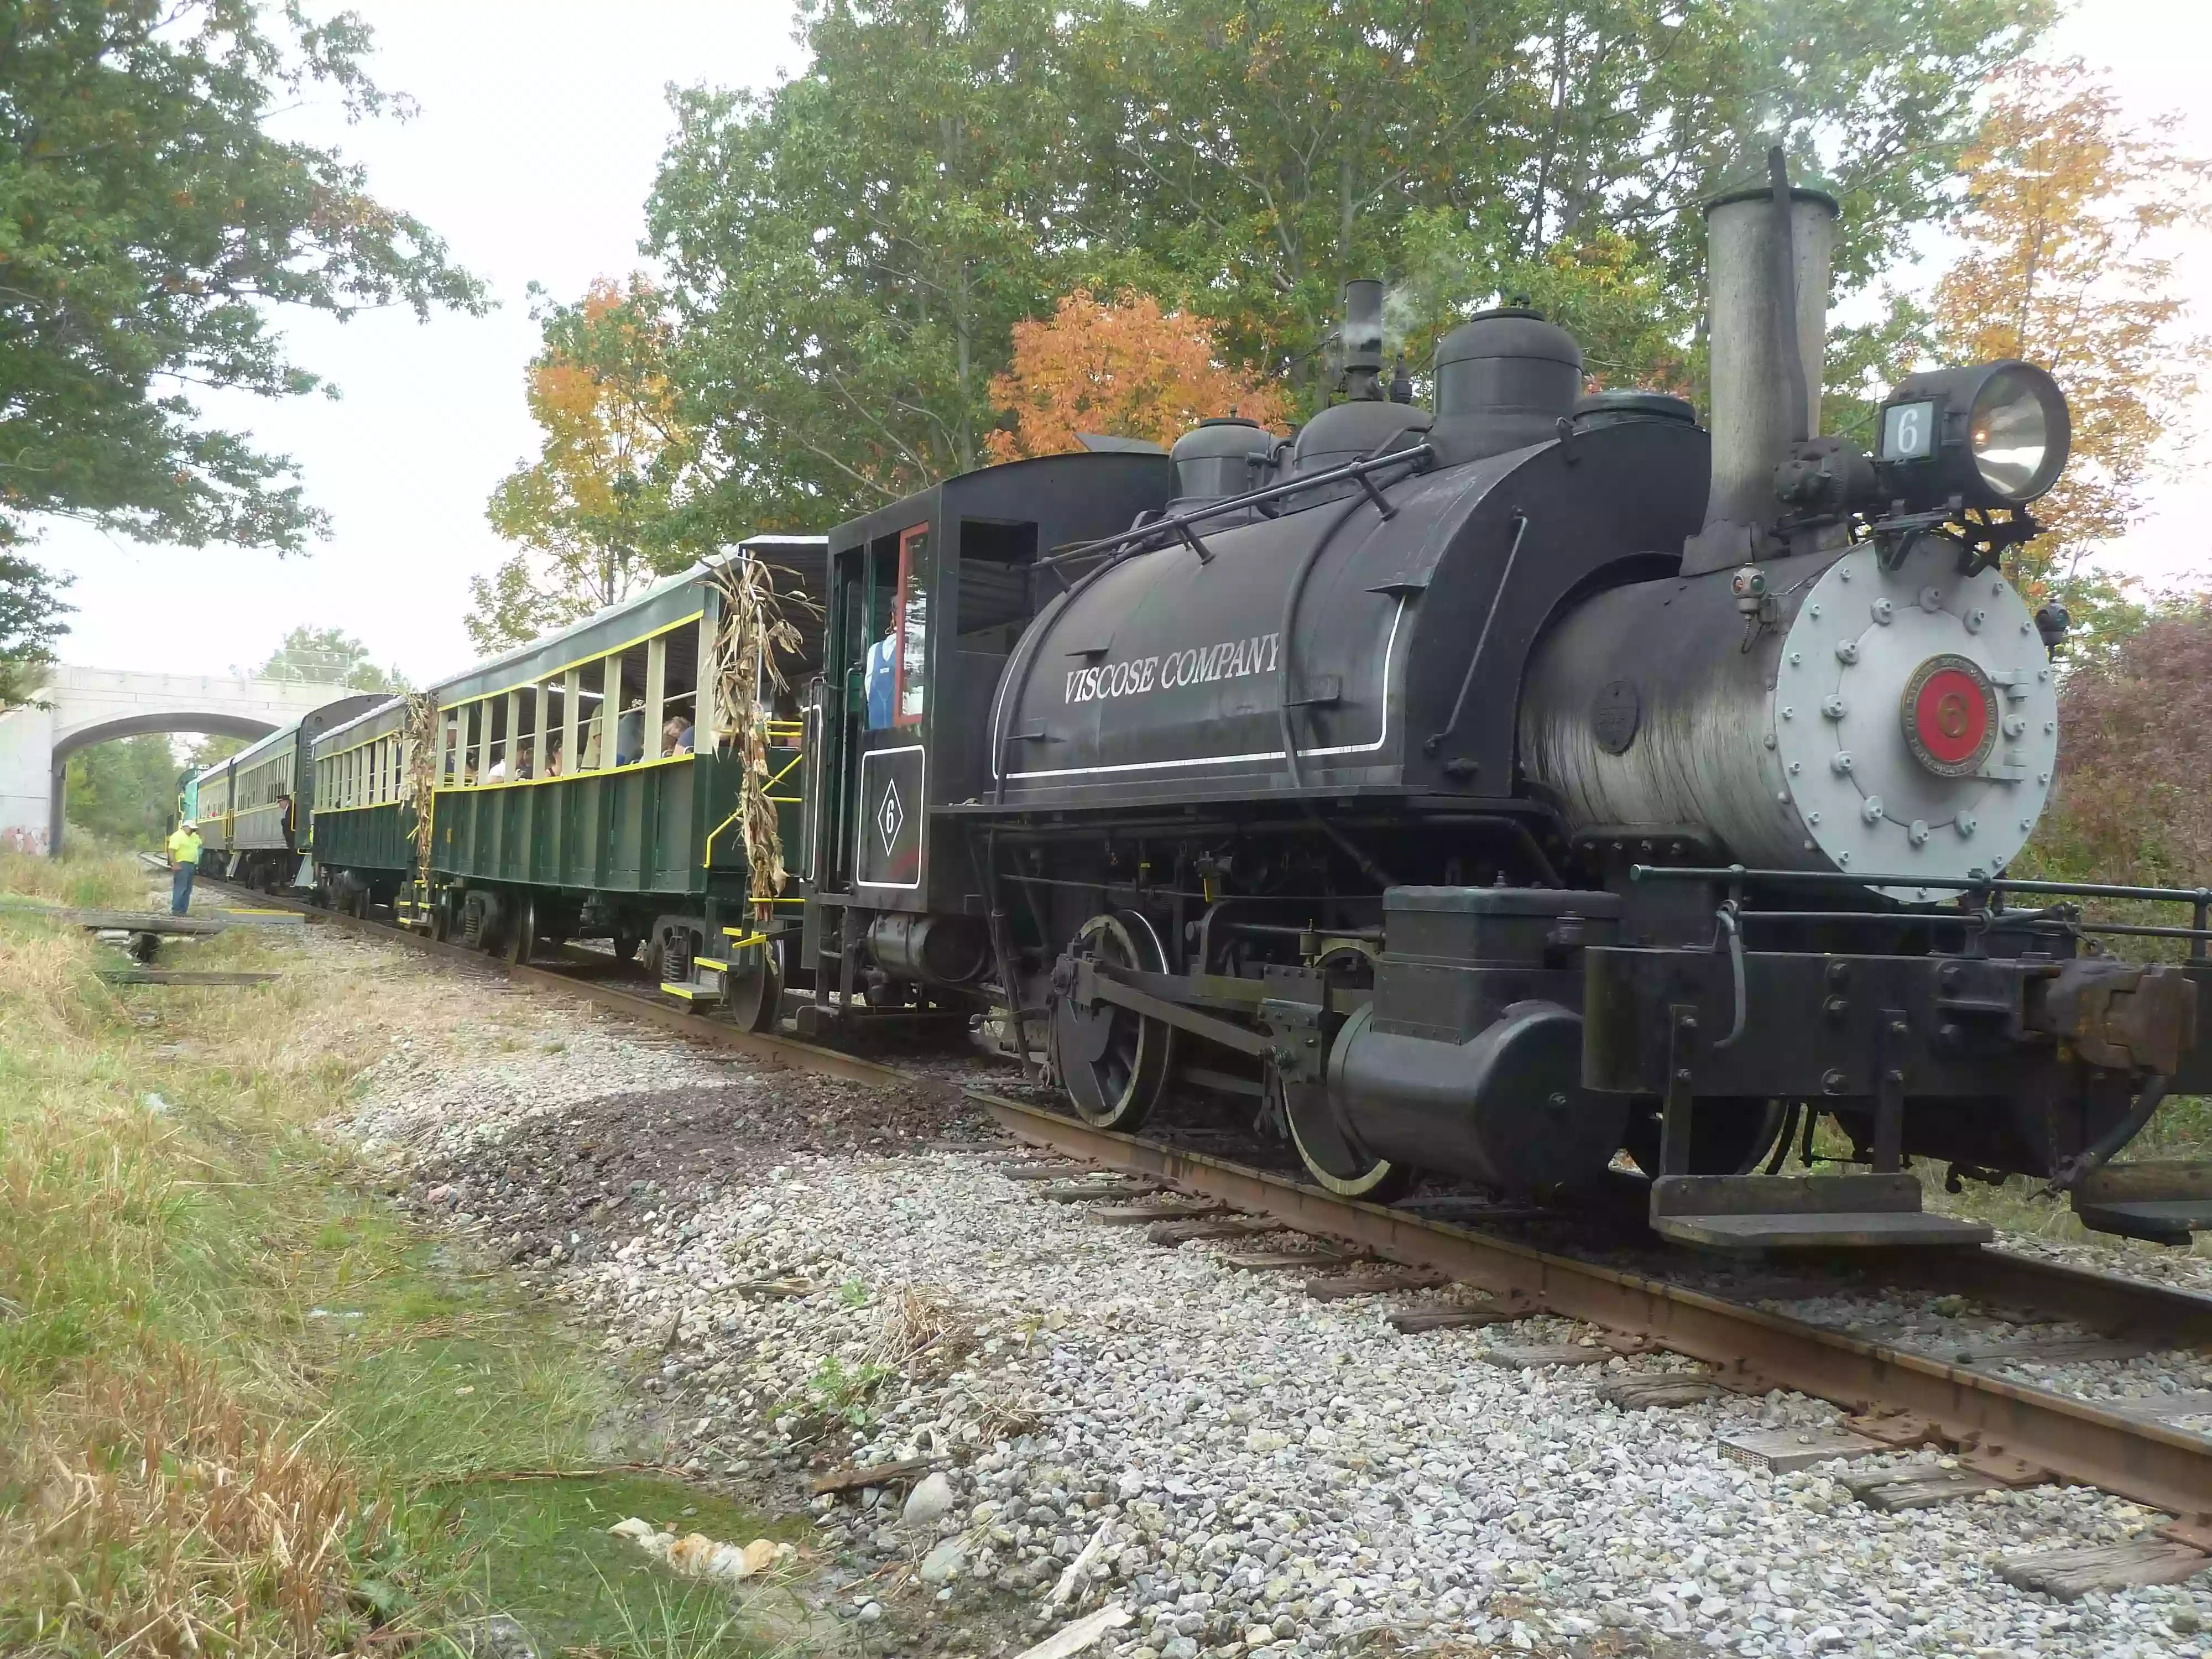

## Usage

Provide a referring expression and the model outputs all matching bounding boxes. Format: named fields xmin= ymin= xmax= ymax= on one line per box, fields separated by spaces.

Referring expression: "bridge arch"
xmin=1 ymin=667 xmax=339 ymax=855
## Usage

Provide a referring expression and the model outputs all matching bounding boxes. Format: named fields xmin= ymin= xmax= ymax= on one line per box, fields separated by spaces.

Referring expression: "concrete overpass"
xmin=0 ymin=666 xmax=340 ymax=854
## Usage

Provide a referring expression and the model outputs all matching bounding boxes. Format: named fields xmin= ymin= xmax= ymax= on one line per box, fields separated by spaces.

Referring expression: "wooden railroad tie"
xmin=1594 ymin=1373 xmax=1726 ymax=1410
xmin=1997 ymin=1539 xmax=2212 ymax=1601
xmin=98 ymin=969 xmax=280 ymax=987
xmin=998 ymin=1161 xmax=1095 ymax=1181
xmin=1220 ymin=1248 xmax=1371 ymax=1273
xmin=1299 ymin=1267 xmax=1450 ymax=1302
xmin=1144 ymin=1215 xmax=1277 ymax=1245
xmin=1088 ymin=1199 xmax=1233 ymax=1226
xmin=1037 ymin=1178 xmax=1165 ymax=1202
xmin=1386 ymin=1304 xmax=1543 ymax=1334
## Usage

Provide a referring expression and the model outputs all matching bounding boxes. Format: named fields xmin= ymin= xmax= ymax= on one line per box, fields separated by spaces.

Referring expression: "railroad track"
xmin=194 ymin=877 xmax=2212 ymax=1567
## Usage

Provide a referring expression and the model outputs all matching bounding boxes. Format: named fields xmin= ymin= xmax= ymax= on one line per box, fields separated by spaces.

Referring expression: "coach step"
xmin=1650 ymin=1173 xmax=1994 ymax=1250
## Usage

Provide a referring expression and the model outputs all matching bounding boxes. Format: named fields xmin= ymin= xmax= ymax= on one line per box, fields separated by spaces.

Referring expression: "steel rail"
xmin=191 ymin=876 xmax=2212 ymax=1516
xmin=971 ymin=1088 xmax=2212 ymax=1520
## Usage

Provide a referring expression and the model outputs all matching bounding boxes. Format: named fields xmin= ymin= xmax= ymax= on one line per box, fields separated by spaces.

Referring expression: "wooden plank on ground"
xmin=1838 ymin=1461 xmax=2006 ymax=1510
xmin=0 ymin=901 xmax=302 ymax=933
xmin=98 ymin=969 xmax=279 ymax=986
xmin=1387 ymin=1306 xmax=1540 ymax=1334
xmin=999 ymin=1161 xmax=1093 ymax=1181
xmin=811 ymin=1457 xmax=932 ymax=1496
xmin=1997 ymin=1540 xmax=2210 ymax=1600
xmin=1595 ymin=1374 xmax=1725 ymax=1410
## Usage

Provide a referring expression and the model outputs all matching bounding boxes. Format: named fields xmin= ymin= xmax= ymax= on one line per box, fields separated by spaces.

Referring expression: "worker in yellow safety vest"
xmin=166 ymin=820 xmax=203 ymax=916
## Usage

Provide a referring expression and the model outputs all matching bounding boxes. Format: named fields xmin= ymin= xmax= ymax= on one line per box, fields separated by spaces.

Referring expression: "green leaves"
xmin=644 ymin=0 xmax=2050 ymax=540
xmin=0 ymin=0 xmax=485 ymax=561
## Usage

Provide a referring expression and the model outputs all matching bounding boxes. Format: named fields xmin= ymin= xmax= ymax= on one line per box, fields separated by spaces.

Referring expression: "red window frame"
xmin=891 ymin=523 xmax=929 ymax=728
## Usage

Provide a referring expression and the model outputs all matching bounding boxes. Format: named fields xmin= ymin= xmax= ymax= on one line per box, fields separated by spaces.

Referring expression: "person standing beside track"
xmin=165 ymin=819 xmax=203 ymax=916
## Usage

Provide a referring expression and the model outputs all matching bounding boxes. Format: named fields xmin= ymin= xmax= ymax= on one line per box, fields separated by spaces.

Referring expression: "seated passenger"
xmin=544 ymin=737 xmax=563 ymax=777
xmin=514 ymin=740 xmax=534 ymax=780
xmin=614 ymin=702 xmax=645 ymax=766
xmin=664 ymin=715 xmax=694 ymax=755
xmin=485 ymin=753 xmax=507 ymax=783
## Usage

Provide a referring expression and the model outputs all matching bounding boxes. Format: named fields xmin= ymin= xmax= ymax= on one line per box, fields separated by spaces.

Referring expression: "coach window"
xmin=893 ymin=525 xmax=929 ymax=726
xmin=609 ymin=645 xmax=648 ymax=766
xmin=467 ymin=701 xmax=488 ymax=785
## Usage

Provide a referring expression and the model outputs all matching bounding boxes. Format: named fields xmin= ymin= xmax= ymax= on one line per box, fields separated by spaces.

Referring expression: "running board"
xmin=1651 ymin=1173 xmax=1994 ymax=1250
xmin=2073 ymin=1161 xmax=2212 ymax=1246
xmin=660 ymin=980 xmax=716 ymax=1001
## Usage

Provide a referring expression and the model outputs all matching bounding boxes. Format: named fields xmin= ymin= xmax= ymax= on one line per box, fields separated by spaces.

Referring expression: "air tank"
xmin=1428 ymin=306 xmax=1582 ymax=466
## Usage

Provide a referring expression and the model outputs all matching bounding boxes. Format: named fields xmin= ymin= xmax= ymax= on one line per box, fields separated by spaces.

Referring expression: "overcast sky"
xmin=33 ymin=0 xmax=2212 ymax=691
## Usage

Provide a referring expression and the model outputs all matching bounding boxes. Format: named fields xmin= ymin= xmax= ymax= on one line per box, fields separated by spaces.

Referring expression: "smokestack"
xmin=1340 ymin=279 xmax=1385 ymax=401
xmin=1682 ymin=150 xmax=1839 ymax=574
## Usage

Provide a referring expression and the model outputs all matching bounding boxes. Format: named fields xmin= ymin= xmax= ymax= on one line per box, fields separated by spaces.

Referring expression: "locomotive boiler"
xmin=797 ymin=154 xmax=2210 ymax=1249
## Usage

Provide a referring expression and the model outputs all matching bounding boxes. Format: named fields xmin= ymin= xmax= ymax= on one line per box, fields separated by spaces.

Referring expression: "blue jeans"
xmin=171 ymin=862 xmax=197 ymax=915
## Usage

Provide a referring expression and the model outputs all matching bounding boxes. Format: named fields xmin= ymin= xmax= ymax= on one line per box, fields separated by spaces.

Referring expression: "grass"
xmin=0 ymin=881 xmax=800 ymax=1658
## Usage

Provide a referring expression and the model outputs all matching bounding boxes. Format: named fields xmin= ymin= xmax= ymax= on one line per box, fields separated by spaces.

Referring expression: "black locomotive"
xmin=798 ymin=157 xmax=2211 ymax=1249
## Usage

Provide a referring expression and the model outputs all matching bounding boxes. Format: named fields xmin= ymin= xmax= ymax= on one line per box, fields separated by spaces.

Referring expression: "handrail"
xmin=1630 ymin=863 xmax=2212 ymax=906
xmin=1036 ymin=442 xmax=1436 ymax=571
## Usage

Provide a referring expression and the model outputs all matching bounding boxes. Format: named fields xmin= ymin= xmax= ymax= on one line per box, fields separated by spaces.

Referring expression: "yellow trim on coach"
xmin=436 ymin=609 xmax=706 ymax=713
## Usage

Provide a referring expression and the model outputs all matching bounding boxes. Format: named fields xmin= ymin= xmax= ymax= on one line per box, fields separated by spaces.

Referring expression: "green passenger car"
xmin=308 ymin=695 xmax=418 ymax=917
xmin=409 ymin=540 xmax=822 ymax=1027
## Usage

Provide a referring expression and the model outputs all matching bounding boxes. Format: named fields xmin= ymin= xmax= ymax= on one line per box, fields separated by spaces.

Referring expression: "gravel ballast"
xmin=328 ymin=943 xmax=2212 ymax=1658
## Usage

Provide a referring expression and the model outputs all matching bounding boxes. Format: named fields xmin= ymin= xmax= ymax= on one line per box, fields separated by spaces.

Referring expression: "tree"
xmin=1932 ymin=60 xmax=2210 ymax=652
xmin=1063 ymin=0 xmax=2049 ymax=403
xmin=0 ymin=551 xmax=71 ymax=706
xmin=64 ymin=733 xmax=184 ymax=848
xmin=0 ymin=1 xmax=486 ymax=700
xmin=2028 ymin=590 xmax=2212 ymax=888
xmin=648 ymin=0 xmax=2049 ymax=537
xmin=468 ymin=277 xmax=690 ymax=653
xmin=252 ymin=626 xmax=406 ymax=692
xmin=649 ymin=0 xmax=1087 ymax=541
xmin=986 ymin=290 xmax=1290 ymax=461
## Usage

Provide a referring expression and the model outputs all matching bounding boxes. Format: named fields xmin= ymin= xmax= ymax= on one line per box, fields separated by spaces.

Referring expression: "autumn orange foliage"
xmin=1933 ymin=60 xmax=2211 ymax=609
xmin=987 ymin=290 xmax=1288 ymax=462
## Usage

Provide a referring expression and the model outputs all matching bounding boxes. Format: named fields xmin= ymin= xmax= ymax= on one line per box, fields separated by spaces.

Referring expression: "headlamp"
xmin=1873 ymin=360 xmax=2070 ymax=510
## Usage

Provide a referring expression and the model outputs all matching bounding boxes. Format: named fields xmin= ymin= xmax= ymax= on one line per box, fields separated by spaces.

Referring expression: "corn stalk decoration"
xmin=706 ymin=554 xmax=811 ymax=907
xmin=403 ymin=692 xmax=441 ymax=871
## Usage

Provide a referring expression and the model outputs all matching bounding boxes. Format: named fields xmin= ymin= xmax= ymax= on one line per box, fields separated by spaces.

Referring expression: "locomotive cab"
xmin=799 ymin=452 xmax=1174 ymax=1032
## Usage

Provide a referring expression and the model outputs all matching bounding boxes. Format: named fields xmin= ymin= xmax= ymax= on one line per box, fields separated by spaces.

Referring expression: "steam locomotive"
xmin=236 ymin=155 xmax=2207 ymax=1251
xmin=796 ymin=156 xmax=2211 ymax=1249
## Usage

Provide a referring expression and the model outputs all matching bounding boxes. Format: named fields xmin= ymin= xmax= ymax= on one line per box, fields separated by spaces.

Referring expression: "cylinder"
xmin=1702 ymin=174 xmax=1838 ymax=540
xmin=1327 ymin=1000 xmax=1629 ymax=1190
xmin=868 ymin=911 xmax=988 ymax=985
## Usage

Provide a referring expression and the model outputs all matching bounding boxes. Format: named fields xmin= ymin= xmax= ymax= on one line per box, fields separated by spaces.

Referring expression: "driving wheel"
xmin=1053 ymin=911 xmax=1175 ymax=1132
xmin=1279 ymin=942 xmax=1413 ymax=1201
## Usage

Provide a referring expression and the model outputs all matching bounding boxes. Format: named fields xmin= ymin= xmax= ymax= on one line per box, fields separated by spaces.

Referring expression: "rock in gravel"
xmin=919 ymin=1535 xmax=969 ymax=1585
xmin=452 ymin=1614 xmax=538 ymax=1659
xmin=903 ymin=1469 xmax=957 ymax=1528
